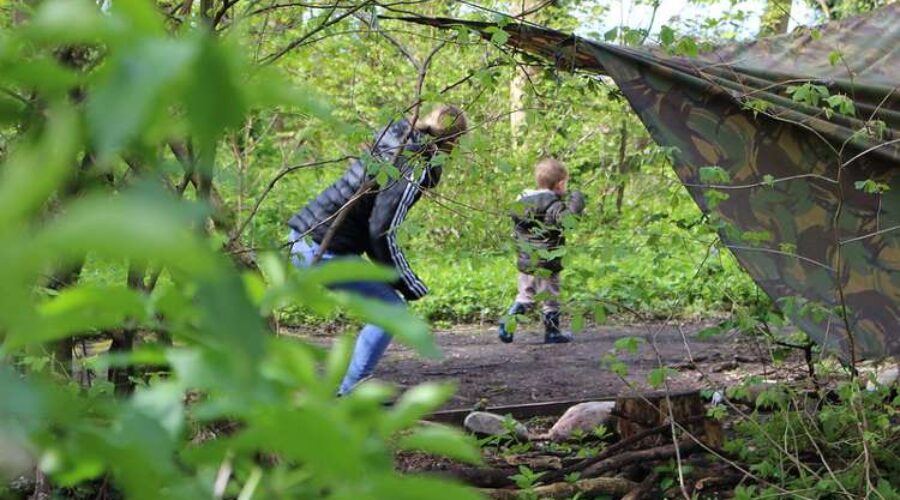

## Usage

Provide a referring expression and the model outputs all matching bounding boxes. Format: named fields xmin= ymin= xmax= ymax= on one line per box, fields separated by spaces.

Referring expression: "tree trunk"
xmin=759 ymin=0 xmax=793 ymax=36
xmin=46 ymin=265 xmax=83 ymax=377
xmin=107 ymin=263 xmax=149 ymax=396
xmin=509 ymin=0 xmax=544 ymax=149
xmin=614 ymin=120 xmax=628 ymax=215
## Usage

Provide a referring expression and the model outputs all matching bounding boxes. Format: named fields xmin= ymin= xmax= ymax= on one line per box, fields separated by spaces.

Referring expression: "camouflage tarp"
xmin=399 ymin=6 xmax=900 ymax=359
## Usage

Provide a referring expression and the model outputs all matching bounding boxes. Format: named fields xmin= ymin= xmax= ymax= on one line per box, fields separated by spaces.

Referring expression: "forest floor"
xmin=287 ymin=320 xmax=807 ymax=410
xmin=288 ymin=321 xmax=811 ymax=496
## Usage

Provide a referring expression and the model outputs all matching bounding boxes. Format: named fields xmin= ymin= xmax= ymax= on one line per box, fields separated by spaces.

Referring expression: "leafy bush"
xmin=0 ymin=2 xmax=479 ymax=498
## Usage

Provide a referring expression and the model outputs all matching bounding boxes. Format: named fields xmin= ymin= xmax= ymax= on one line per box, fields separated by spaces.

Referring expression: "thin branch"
xmin=354 ymin=11 xmax=420 ymax=69
xmin=840 ymin=224 xmax=900 ymax=246
xmin=725 ymin=244 xmax=836 ymax=272
xmin=212 ymin=0 xmax=240 ymax=27
xmin=262 ymin=1 xmax=372 ymax=64
xmin=683 ymin=173 xmax=838 ymax=191
xmin=228 ymin=155 xmax=355 ymax=245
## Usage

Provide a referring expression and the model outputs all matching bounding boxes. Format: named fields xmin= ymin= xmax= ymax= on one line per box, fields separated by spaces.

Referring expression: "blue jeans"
xmin=288 ymin=230 xmax=402 ymax=395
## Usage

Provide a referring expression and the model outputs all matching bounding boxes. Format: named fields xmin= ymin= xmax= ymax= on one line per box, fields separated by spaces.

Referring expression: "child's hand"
xmin=569 ymin=190 xmax=585 ymax=214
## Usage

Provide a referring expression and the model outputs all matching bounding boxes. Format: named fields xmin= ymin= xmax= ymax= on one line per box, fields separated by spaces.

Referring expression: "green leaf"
xmin=704 ymin=189 xmax=729 ymax=209
xmin=109 ymin=0 xmax=166 ymax=37
xmin=335 ymin=293 xmax=438 ymax=358
xmin=86 ymin=38 xmax=196 ymax=160
xmin=0 ymin=104 xmax=78 ymax=232
xmin=185 ymin=34 xmax=246 ymax=147
xmin=27 ymin=0 xmax=109 ymax=44
xmin=697 ymin=325 xmax=725 ymax=339
xmin=382 ymin=382 xmax=455 ymax=435
xmin=828 ymin=50 xmax=841 ymax=66
xmin=675 ymin=37 xmax=699 ymax=57
xmin=454 ymin=25 xmax=470 ymax=43
xmin=397 ymin=424 xmax=482 ymax=464
xmin=659 ymin=26 xmax=675 ymax=47
xmin=323 ymin=335 xmax=353 ymax=394
xmin=824 ymin=94 xmax=855 ymax=116
xmin=603 ymin=27 xmax=618 ymax=42
xmin=486 ymin=26 xmax=509 ymax=45
xmin=854 ymin=179 xmax=890 ymax=194
xmin=248 ymin=405 xmax=365 ymax=481
xmin=614 ymin=336 xmax=643 ymax=354
xmin=6 ymin=285 xmax=146 ymax=350
xmin=623 ymin=28 xmax=643 ymax=46
xmin=0 ymin=93 xmax=26 ymax=125
xmin=648 ymin=367 xmax=676 ymax=388
xmin=698 ymin=166 xmax=730 ymax=184
xmin=371 ymin=474 xmax=483 ymax=500
xmin=130 ymin=381 xmax=185 ymax=439
xmin=33 ymin=188 xmax=214 ymax=275
xmin=571 ymin=313 xmax=585 ymax=333
xmin=593 ymin=304 xmax=607 ymax=324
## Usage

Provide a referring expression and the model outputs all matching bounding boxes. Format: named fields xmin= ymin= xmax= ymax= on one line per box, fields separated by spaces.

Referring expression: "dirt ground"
xmin=293 ymin=320 xmax=808 ymax=410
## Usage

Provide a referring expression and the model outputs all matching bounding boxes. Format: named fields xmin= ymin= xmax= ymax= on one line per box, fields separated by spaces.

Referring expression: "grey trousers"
xmin=515 ymin=272 xmax=561 ymax=314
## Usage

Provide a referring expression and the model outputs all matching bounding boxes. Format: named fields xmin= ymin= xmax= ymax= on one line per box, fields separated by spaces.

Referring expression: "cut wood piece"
xmin=614 ymin=390 xmax=722 ymax=447
xmin=481 ymin=476 xmax=636 ymax=499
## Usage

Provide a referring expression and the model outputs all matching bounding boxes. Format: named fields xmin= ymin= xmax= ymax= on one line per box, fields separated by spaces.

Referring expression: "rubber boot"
xmin=543 ymin=311 xmax=572 ymax=344
xmin=499 ymin=302 xmax=528 ymax=343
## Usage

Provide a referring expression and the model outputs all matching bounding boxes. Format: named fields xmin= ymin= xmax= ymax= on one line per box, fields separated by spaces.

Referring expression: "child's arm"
xmin=546 ymin=190 xmax=585 ymax=226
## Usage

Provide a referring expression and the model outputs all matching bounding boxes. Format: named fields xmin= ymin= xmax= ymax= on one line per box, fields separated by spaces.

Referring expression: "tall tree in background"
xmin=759 ymin=0 xmax=793 ymax=35
xmin=510 ymin=0 xmax=546 ymax=149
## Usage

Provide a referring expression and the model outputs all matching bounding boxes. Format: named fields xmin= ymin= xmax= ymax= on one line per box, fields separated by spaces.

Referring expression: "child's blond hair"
xmin=535 ymin=158 xmax=568 ymax=190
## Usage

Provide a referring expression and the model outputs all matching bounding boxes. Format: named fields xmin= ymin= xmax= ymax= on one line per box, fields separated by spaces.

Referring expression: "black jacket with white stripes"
xmin=287 ymin=119 xmax=439 ymax=301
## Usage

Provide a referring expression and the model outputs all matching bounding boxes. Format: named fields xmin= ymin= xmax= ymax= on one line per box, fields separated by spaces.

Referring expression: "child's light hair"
xmin=535 ymin=158 xmax=568 ymax=189
xmin=416 ymin=104 xmax=468 ymax=145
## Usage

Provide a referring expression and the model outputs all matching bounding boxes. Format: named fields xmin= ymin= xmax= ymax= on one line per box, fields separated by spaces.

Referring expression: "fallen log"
xmin=691 ymin=472 xmax=744 ymax=494
xmin=428 ymin=465 xmax=519 ymax=489
xmin=621 ymin=470 xmax=660 ymax=500
xmin=541 ymin=414 xmax=706 ymax=484
xmin=481 ymin=476 xmax=636 ymax=499
xmin=582 ymin=439 xmax=701 ymax=478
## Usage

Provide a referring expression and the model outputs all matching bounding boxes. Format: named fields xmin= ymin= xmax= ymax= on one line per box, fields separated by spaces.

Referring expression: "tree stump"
xmin=614 ymin=390 xmax=722 ymax=447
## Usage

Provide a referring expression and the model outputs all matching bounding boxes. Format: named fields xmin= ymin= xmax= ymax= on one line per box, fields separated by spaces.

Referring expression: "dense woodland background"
xmin=1 ymin=0 xmax=897 ymax=498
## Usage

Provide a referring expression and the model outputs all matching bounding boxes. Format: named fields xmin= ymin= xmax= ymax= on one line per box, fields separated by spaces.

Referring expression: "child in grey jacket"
xmin=500 ymin=158 xmax=585 ymax=344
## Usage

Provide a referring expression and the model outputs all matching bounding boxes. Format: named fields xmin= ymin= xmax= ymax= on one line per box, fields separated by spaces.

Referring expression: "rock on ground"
xmin=463 ymin=411 xmax=528 ymax=439
xmin=867 ymin=365 xmax=900 ymax=391
xmin=547 ymin=401 xmax=615 ymax=442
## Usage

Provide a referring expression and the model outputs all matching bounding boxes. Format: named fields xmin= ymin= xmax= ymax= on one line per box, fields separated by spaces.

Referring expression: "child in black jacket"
xmin=499 ymin=158 xmax=585 ymax=344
